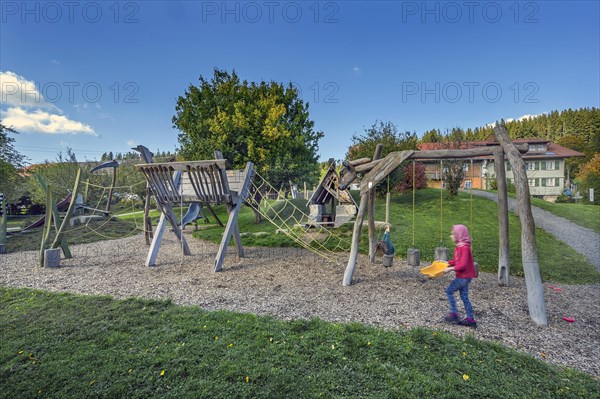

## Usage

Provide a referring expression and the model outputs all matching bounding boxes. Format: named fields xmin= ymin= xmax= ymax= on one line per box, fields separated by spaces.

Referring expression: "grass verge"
xmin=1 ymin=287 xmax=598 ymax=399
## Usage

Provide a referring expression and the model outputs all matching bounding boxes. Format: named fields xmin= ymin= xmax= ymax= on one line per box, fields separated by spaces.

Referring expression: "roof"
xmin=417 ymin=139 xmax=585 ymax=160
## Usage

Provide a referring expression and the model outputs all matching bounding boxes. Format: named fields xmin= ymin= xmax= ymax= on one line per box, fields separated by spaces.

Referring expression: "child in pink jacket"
xmin=443 ymin=224 xmax=477 ymax=328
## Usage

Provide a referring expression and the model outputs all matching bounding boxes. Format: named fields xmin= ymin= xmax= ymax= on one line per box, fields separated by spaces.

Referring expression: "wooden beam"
xmin=146 ymin=171 xmax=185 ymax=267
xmin=368 ymin=144 xmax=383 ymax=263
xmin=353 ymin=144 xmax=529 ymax=174
xmin=360 ymin=151 xmax=415 ymax=196
xmin=494 ymin=149 xmax=510 ymax=286
xmin=349 ymin=157 xmax=371 ymax=167
xmin=214 ymin=162 xmax=253 ymax=272
xmin=494 ymin=125 xmax=547 ymax=326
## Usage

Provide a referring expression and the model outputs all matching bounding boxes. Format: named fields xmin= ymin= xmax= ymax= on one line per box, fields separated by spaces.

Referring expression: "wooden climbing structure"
xmin=306 ymin=159 xmax=357 ymax=227
xmin=137 ymin=157 xmax=254 ymax=272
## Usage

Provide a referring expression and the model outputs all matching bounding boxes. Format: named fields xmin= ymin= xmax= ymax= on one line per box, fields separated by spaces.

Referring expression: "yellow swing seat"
xmin=420 ymin=260 xmax=449 ymax=278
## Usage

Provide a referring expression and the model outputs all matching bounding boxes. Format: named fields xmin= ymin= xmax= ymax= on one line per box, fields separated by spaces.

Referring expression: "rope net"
xmin=244 ymin=170 xmax=361 ymax=264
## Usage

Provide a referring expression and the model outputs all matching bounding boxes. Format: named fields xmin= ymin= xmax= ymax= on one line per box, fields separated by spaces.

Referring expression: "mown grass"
xmin=1 ymin=287 xmax=597 ymax=399
xmin=191 ymin=190 xmax=600 ymax=285
xmin=527 ymin=196 xmax=600 ymax=234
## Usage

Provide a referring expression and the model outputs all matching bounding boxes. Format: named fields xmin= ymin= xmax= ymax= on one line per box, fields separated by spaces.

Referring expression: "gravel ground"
xmin=1 ymin=233 xmax=598 ymax=376
xmin=469 ymin=190 xmax=600 ymax=270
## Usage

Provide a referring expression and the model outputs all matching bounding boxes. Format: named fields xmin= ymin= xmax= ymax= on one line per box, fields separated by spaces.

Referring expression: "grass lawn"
xmin=1 ymin=287 xmax=597 ymax=399
xmin=526 ymin=196 xmax=600 ymax=234
xmin=191 ymin=190 xmax=600 ymax=285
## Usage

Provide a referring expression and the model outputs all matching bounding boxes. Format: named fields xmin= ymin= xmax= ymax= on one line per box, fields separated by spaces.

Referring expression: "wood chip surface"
xmin=1 ymin=232 xmax=598 ymax=376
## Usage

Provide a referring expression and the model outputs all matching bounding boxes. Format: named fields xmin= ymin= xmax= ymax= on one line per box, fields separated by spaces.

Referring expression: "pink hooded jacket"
xmin=448 ymin=225 xmax=477 ymax=278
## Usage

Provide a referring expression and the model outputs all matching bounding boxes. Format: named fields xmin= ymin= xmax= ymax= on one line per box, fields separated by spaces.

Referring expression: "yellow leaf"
xmin=128 ymin=369 xmax=132 ymax=373
xmin=160 ymin=370 xmax=165 ymax=376
xmin=367 ymin=342 xmax=371 ymax=346
xmin=462 ymin=351 xmax=467 ymax=357
xmin=463 ymin=374 xmax=470 ymax=381
xmin=245 ymin=376 xmax=250 ymax=383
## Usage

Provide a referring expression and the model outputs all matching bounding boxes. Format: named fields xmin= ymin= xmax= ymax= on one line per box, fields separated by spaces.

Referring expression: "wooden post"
xmin=368 ymin=144 xmax=384 ymax=263
xmin=494 ymin=149 xmax=510 ymax=286
xmin=494 ymin=125 xmax=547 ymax=326
xmin=105 ymin=166 xmax=117 ymax=212
xmin=144 ymin=185 xmax=152 ymax=245
xmin=214 ymin=151 xmax=243 ymax=255
xmin=135 ymin=145 xmax=155 ymax=246
xmin=304 ymin=182 xmax=307 ymax=200
xmin=214 ymin=162 xmax=253 ymax=272
xmin=145 ymin=171 xmax=189 ymax=267
xmin=44 ymin=248 xmax=61 ymax=268
xmin=343 ymin=192 xmax=368 ymax=286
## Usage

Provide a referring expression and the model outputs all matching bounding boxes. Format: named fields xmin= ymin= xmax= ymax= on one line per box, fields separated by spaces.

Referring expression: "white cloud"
xmin=2 ymin=70 xmax=96 ymax=136
xmin=487 ymin=112 xmax=546 ymax=127
xmin=0 ymin=70 xmax=53 ymax=109
xmin=51 ymin=59 xmax=60 ymax=65
xmin=1 ymin=107 xmax=96 ymax=135
xmin=127 ymin=139 xmax=137 ymax=147
xmin=352 ymin=66 xmax=362 ymax=75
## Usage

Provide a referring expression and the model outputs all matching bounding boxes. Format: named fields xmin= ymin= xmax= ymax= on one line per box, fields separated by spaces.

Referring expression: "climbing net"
xmin=244 ymin=170 xmax=365 ymax=264
xmin=45 ymin=179 xmax=149 ymax=241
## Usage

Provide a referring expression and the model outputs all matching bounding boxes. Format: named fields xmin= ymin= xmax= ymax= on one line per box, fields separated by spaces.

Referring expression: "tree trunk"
xmin=494 ymin=125 xmax=547 ymax=326
xmin=494 ymin=149 xmax=510 ymax=286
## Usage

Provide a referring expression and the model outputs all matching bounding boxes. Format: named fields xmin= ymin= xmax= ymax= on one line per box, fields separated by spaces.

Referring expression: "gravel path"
xmin=469 ymin=190 xmax=600 ymax=270
xmin=1 ymin=233 xmax=598 ymax=376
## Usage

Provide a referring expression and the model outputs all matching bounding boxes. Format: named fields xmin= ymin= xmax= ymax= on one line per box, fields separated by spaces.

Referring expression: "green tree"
xmin=26 ymin=148 xmax=82 ymax=205
xmin=173 ymin=69 xmax=323 ymax=195
xmin=0 ymin=122 xmax=26 ymax=201
xmin=346 ymin=121 xmax=418 ymax=194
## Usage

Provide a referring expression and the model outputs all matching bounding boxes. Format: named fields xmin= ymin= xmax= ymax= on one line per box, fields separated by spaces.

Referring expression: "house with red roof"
xmin=417 ymin=138 xmax=586 ymax=202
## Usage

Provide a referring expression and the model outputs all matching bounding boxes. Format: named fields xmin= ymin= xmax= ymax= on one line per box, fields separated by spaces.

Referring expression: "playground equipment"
xmin=38 ymin=169 xmax=82 ymax=267
xmin=306 ymin=159 xmax=357 ymax=227
xmin=339 ymin=125 xmax=548 ymax=325
xmin=420 ymin=260 xmax=448 ymax=278
xmin=136 ymin=157 xmax=254 ymax=272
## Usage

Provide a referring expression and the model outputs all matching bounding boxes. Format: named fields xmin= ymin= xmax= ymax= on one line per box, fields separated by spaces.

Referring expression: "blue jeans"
xmin=446 ymin=278 xmax=474 ymax=319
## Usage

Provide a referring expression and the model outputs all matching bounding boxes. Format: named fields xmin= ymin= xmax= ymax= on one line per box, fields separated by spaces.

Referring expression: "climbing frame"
xmin=137 ymin=159 xmax=254 ymax=272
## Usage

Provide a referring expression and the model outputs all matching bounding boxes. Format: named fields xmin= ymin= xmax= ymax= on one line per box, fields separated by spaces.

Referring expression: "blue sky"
xmin=1 ymin=0 xmax=599 ymax=164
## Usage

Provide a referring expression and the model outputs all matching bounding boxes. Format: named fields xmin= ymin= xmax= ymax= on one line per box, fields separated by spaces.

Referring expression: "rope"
xmin=245 ymin=170 xmax=362 ymax=263
xmin=412 ymin=160 xmax=416 ymax=246
xmin=83 ymin=180 xmax=147 ymax=190
xmin=470 ymin=158 xmax=474 ymax=253
xmin=440 ymin=160 xmax=443 ymax=245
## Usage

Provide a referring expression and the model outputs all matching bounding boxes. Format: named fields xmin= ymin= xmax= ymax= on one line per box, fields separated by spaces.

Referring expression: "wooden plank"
xmin=137 ymin=160 xmax=227 ymax=171
xmin=360 ymin=151 xmax=415 ymax=195
xmin=494 ymin=125 xmax=547 ymax=326
xmin=214 ymin=162 xmax=253 ymax=272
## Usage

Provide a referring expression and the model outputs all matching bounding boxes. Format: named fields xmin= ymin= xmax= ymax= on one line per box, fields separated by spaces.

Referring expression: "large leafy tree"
xmin=173 ymin=69 xmax=323 ymax=192
xmin=0 ymin=122 xmax=26 ymax=199
xmin=346 ymin=121 xmax=419 ymax=194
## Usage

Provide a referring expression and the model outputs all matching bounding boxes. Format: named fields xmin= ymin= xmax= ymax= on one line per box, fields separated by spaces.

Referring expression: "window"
xmin=528 ymin=178 xmax=536 ymax=186
xmin=544 ymin=177 xmax=558 ymax=187
xmin=463 ymin=163 xmax=469 ymax=172
xmin=464 ymin=180 xmax=472 ymax=189
xmin=526 ymin=162 xmax=535 ymax=171
xmin=544 ymin=161 xmax=554 ymax=170
xmin=506 ymin=162 xmax=511 ymax=171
